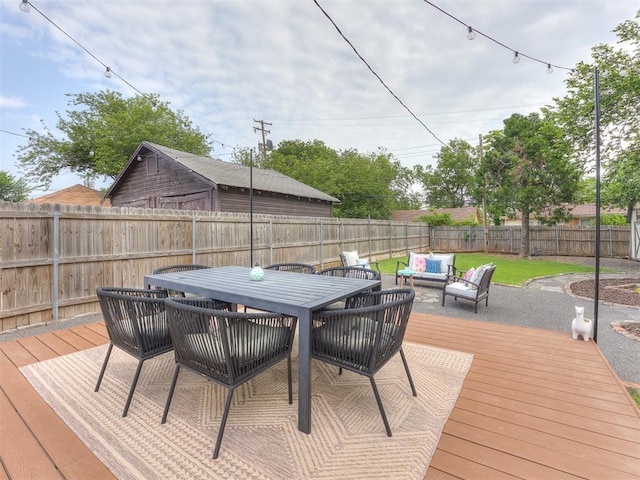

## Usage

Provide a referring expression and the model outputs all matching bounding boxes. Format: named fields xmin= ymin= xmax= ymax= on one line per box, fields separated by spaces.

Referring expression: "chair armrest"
xmin=444 ymin=272 xmax=465 ymax=285
xmin=447 ymin=264 xmax=458 ymax=276
xmin=369 ymin=261 xmax=381 ymax=273
xmin=395 ymin=260 xmax=408 ymax=272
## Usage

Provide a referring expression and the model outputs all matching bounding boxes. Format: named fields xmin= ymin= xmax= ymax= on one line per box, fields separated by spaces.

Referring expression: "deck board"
xmin=1 ymin=312 xmax=638 ymax=480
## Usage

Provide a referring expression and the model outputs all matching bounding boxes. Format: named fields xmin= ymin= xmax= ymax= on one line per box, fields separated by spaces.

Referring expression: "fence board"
xmin=0 ymin=201 xmax=631 ymax=332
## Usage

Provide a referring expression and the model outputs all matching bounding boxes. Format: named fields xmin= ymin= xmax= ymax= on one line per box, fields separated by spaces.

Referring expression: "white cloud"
xmin=1 ymin=0 xmax=637 ymax=190
xmin=0 ymin=95 xmax=27 ymax=108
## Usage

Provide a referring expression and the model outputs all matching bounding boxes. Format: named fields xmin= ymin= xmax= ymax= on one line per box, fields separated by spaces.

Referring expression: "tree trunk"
xmin=520 ymin=211 xmax=530 ymax=257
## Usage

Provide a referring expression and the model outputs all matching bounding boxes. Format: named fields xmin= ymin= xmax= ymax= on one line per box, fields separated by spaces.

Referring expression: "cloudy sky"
xmin=1 ymin=0 xmax=637 ymax=195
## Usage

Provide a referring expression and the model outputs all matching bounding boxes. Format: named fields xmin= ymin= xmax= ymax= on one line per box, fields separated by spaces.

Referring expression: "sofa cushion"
xmin=444 ymin=282 xmax=477 ymax=299
xmin=429 ymin=253 xmax=454 ymax=274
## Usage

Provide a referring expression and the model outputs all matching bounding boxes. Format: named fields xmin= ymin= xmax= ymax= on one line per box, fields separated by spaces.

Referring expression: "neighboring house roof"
xmin=564 ymin=203 xmax=626 ymax=218
xmin=104 ymin=142 xmax=339 ymax=203
xmin=29 ymin=184 xmax=109 ymax=206
xmin=506 ymin=203 xmax=627 ymax=221
xmin=392 ymin=207 xmax=480 ymax=223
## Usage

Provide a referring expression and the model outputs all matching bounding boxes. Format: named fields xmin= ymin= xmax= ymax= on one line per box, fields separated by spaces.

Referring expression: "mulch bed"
xmin=570 ymin=278 xmax=640 ymax=337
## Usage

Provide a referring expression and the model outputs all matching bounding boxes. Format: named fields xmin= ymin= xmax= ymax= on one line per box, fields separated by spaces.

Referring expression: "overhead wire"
xmin=19 ymin=0 xmax=233 ymax=151
xmin=311 ymin=0 xmax=447 ymax=146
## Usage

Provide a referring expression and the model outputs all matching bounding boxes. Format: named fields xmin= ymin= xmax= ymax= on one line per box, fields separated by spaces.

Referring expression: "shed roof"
xmin=105 ymin=142 xmax=339 ymax=203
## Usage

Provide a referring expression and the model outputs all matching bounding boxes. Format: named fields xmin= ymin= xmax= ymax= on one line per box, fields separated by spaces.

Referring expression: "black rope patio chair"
xmin=264 ymin=262 xmax=316 ymax=274
xmin=311 ymin=288 xmax=416 ymax=437
xmin=315 ymin=266 xmax=382 ymax=309
xmin=152 ymin=264 xmax=233 ymax=311
xmin=151 ymin=264 xmax=210 ymax=297
xmin=95 ymin=287 xmax=173 ymax=417
xmin=316 ymin=265 xmax=380 ymax=281
xmin=162 ymin=297 xmax=298 ymax=459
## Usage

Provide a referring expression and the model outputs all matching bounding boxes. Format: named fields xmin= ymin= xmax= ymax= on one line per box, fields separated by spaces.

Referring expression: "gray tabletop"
xmin=144 ymin=265 xmax=381 ymax=433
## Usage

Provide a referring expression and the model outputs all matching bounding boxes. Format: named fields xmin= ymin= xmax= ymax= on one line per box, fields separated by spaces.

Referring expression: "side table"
xmin=397 ymin=269 xmax=415 ymax=288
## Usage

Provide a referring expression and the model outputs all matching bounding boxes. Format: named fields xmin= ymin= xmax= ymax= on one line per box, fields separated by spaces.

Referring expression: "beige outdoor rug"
xmin=21 ymin=341 xmax=472 ymax=480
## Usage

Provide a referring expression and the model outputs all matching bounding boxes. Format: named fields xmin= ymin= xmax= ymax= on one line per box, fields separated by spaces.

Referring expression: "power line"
xmin=18 ymin=1 xmax=233 ymax=151
xmin=311 ymin=0 xmax=447 ymax=146
xmin=0 ymin=129 xmax=29 ymax=138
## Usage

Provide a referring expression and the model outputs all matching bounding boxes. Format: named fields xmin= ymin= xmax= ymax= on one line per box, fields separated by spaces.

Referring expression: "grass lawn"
xmin=376 ymin=253 xmax=617 ymax=286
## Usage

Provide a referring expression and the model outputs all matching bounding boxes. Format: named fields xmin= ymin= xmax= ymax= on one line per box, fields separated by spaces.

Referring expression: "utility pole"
xmin=480 ymin=134 xmax=489 ymax=253
xmin=253 ymin=119 xmax=272 ymax=163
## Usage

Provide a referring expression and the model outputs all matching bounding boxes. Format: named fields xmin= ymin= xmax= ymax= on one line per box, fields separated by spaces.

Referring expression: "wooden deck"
xmin=1 ymin=313 xmax=639 ymax=479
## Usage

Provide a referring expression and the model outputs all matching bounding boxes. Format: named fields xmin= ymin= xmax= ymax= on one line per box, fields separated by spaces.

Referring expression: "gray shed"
xmin=103 ymin=142 xmax=339 ymax=217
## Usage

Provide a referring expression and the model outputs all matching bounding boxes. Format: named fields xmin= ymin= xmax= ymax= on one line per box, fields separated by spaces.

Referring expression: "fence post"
xmin=609 ymin=226 xmax=613 ymax=257
xmin=368 ymin=215 xmax=372 ymax=258
xmin=389 ymin=220 xmax=393 ymax=258
xmin=269 ymin=219 xmax=274 ymax=265
xmin=192 ymin=214 xmax=197 ymax=263
xmin=509 ymin=227 xmax=513 ymax=252
xmin=319 ymin=218 xmax=324 ymax=267
xmin=52 ymin=211 xmax=60 ymax=321
xmin=406 ymin=222 xmax=409 ymax=256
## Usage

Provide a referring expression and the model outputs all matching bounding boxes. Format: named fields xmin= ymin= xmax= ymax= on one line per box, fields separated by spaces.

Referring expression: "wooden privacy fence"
xmin=429 ymin=225 xmax=630 ymax=258
xmin=0 ymin=202 xmax=630 ymax=332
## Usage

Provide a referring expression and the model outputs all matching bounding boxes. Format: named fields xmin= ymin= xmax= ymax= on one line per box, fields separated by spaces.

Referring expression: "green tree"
xmin=575 ymin=176 xmax=597 ymax=203
xmin=17 ymin=90 xmax=211 ymax=188
xmin=256 ymin=139 xmax=414 ymax=219
xmin=0 ymin=171 xmax=31 ymax=202
xmin=415 ymin=138 xmax=478 ymax=208
xmin=480 ymin=113 xmax=582 ymax=256
xmin=548 ymin=10 xmax=640 ymax=215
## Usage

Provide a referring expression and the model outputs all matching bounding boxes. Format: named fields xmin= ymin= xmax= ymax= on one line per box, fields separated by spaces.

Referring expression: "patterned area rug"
xmin=21 ymin=342 xmax=472 ymax=479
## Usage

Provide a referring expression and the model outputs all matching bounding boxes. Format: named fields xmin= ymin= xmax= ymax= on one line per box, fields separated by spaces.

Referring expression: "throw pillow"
xmin=464 ymin=267 xmax=475 ymax=283
xmin=343 ymin=251 xmax=358 ymax=266
xmin=426 ymin=259 xmax=441 ymax=273
xmin=413 ymin=255 xmax=426 ymax=272
xmin=469 ymin=265 xmax=485 ymax=286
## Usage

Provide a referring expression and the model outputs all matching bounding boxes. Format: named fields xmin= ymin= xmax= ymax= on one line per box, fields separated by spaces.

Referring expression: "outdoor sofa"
xmin=395 ymin=252 xmax=456 ymax=287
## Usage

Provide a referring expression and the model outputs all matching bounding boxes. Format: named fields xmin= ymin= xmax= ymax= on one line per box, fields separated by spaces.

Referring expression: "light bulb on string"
xmin=104 ymin=67 xmax=112 ymax=78
xmin=19 ymin=0 xmax=30 ymax=12
xmin=512 ymin=52 xmax=520 ymax=64
xmin=467 ymin=26 xmax=476 ymax=40
xmin=546 ymin=64 xmax=553 ymax=74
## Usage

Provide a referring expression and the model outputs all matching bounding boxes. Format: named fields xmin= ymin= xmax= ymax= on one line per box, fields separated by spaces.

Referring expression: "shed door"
xmin=158 ymin=191 xmax=209 ymax=211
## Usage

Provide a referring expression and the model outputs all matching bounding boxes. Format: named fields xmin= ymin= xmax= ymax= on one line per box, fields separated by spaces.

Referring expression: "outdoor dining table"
xmin=144 ymin=265 xmax=381 ymax=434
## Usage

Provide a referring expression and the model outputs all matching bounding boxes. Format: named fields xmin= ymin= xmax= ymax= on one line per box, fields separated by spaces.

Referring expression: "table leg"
xmin=298 ymin=308 xmax=312 ymax=433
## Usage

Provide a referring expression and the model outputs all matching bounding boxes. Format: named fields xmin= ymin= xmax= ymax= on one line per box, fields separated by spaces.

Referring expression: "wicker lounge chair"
xmin=442 ymin=264 xmax=497 ymax=313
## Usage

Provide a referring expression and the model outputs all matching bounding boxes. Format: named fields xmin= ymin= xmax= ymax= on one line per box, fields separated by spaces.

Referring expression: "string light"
xmin=512 ymin=51 xmax=520 ymax=64
xmin=467 ymin=26 xmax=476 ymax=40
xmin=423 ymin=0 xmax=574 ymax=73
xmin=16 ymin=1 xmax=235 ymax=153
